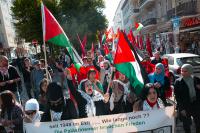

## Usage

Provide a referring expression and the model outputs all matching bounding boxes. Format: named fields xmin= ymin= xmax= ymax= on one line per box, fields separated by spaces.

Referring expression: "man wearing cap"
xmin=30 ymin=60 xmax=46 ymax=99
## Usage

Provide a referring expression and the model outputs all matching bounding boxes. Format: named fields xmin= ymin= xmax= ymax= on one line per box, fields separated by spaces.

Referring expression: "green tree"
xmin=60 ymin=0 xmax=107 ymax=51
xmin=11 ymin=0 xmax=107 ymax=55
xmin=11 ymin=0 xmax=61 ymax=57
xmin=11 ymin=0 xmax=58 ymax=43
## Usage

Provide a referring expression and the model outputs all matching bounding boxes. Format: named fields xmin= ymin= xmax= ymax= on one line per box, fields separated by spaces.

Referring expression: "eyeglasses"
xmin=25 ymin=111 xmax=36 ymax=115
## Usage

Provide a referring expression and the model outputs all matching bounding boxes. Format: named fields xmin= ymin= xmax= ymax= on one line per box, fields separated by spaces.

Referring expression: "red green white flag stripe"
xmin=41 ymin=2 xmax=82 ymax=65
xmin=114 ymin=31 xmax=144 ymax=95
xmin=102 ymin=33 xmax=106 ymax=45
xmin=135 ymin=22 xmax=144 ymax=32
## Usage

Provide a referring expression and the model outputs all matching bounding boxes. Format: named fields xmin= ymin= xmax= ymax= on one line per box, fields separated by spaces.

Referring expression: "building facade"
xmin=137 ymin=0 xmax=200 ymax=53
xmin=113 ymin=0 xmax=200 ymax=54
xmin=113 ymin=0 xmax=124 ymax=33
xmin=0 ymin=0 xmax=17 ymax=57
xmin=121 ymin=0 xmax=135 ymax=32
xmin=113 ymin=0 xmax=140 ymax=33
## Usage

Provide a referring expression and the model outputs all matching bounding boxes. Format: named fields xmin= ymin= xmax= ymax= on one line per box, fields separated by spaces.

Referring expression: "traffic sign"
xmin=172 ymin=16 xmax=180 ymax=29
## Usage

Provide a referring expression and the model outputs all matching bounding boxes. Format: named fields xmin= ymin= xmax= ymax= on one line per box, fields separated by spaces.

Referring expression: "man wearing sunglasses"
xmin=41 ymin=82 xmax=78 ymax=122
xmin=24 ymin=99 xmax=41 ymax=123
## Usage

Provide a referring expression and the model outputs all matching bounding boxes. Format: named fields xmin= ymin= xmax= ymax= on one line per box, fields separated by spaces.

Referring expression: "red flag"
xmin=113 ymin=31 xmax=145 ymax=95
xmin=128 ymin=29 xmax=136 ymax=46
xmin=135 ymin=22 xmax=139 ymax=29
xmin=123 ymin=29 xmax=126 ymax=34
xmin=114 ymin=28 xmax=120 ymax=39
xmin=104 ymin=44 xmax=110 ymax=55
xmin=41 ymin=2 xmax=82 ymax=65
xmin=98 ymin=31 xmax=102 ymax=46
xmin=82 ymin=35 xmax=87 ymax=47
xmin=136 ymin=35 xmax=140 ymax=49
xmin=146 ymin=35 xmax=153 ymax=57
xmin=139 ymin=35 xmax=144 ymax=50
xmin=77 ymin=34 xmax=86 ymax=57
xmin=91 ymin=42 xmax=95 ymax=58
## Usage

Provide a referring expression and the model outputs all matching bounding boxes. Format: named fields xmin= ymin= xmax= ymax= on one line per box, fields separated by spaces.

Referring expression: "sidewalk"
xmin=175 ymin=118 xmax=196 ymax=133
xmin=167 ymin=97 xmax=196 ymax=133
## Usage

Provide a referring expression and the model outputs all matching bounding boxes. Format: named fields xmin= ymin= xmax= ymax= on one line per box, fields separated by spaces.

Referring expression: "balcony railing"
xmin=167 ymin=1 xmax=197 ymax=20
xmin=139 ymin=0 xmax=155 ymax=8
xmin=142 ymin=18 xmax=157 ymax=26
xmin=139 ymin=0 xmax=147 ymax=6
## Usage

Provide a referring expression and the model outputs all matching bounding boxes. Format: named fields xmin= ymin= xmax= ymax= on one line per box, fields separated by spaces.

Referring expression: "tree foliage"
xmin=11 ymin=0 xmax=57 ymax=42
xmin=60 ymin=0 xmax=107 ymax=50
xmin=11 ymin=0 xmax=107 ymax=53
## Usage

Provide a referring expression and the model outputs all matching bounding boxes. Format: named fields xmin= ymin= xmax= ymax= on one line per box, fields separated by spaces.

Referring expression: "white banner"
xmin=24 ymin=106 xmax=175 ymax=133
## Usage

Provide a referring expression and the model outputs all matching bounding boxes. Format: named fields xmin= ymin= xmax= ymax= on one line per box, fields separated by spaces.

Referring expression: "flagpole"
xmin=41 ymin=2 xmax=51 ymax=82
xmin=106 ymin=67 xmax=114 ymax=94
xmin=112 ymin=36 xmax=115 ymax=51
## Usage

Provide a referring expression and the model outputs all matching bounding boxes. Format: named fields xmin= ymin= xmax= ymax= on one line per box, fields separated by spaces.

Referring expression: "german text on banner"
xmin=24 ymin=106 xmax=175 ymax=133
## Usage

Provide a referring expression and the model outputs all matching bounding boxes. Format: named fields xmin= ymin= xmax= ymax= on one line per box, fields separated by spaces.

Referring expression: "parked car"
xmin=163 ymin=53 xmax=200 ymax=81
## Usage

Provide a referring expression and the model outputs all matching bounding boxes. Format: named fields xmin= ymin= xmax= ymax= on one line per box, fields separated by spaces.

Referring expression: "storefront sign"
xmin=24 ymin=106 xmax=175 ymax=133
xmin=182 ymin=16 xmax=200 ymax=27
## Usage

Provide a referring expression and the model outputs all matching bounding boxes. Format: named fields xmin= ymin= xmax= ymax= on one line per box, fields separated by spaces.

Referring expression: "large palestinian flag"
xmin=41 ymin=2 xmax=82 ymax=65
xmin=114 ymin=31 xmax=145 ymax=95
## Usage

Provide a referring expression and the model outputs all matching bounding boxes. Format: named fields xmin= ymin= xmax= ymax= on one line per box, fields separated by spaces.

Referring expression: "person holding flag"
xmin=41 ymin=1 xmax=83 ymax=82
xmin=66 ymin=68 xmax=110 ymax=118
xmin=113 ymin=31 xmax=148 ymax=96
xmin=110 ymin=71 xmax=137 ymax=114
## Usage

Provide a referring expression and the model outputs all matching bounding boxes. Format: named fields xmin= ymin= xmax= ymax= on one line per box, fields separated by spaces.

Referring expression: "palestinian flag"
xmin=41 ymin=2 xmax=82 ymax=65
xmin=135 ymin=22 xmax=143 ymax=32
xmin=114 ymin=31 xmax=145 ymax=95
xmin=103 ymin=44 xmax=113 ymax=63
xmin=102 ymin=33 xmax=106 ymax=45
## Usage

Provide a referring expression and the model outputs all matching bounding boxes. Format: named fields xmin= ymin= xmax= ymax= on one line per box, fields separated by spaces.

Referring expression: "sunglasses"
xmin=25 ymin=111 xmax=36 ymax=115
xmin=49 ymin=98 xmax=63 ymax=106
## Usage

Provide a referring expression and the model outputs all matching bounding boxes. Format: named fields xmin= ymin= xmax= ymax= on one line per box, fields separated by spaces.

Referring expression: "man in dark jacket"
xmin=174 ymin=64 xmax=200 ymax=133
xmin=151 ymin=51 xmax=162 ymax=65
xmin=0 ymin=56 xmax=21 ymax=94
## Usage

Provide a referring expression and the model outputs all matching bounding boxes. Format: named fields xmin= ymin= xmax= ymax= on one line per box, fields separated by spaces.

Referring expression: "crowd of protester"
xmin=0 ymin=48 xmax=200 ymax=133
